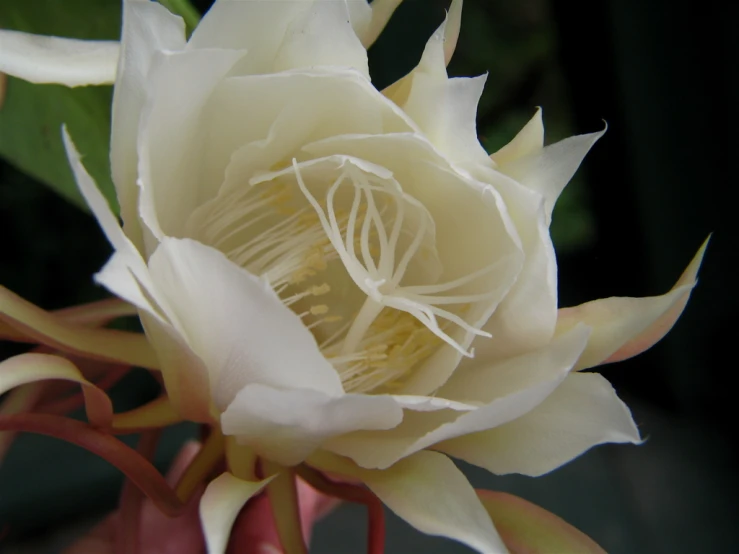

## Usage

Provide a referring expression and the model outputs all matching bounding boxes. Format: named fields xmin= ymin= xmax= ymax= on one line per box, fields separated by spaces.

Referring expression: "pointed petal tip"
xmin=444 ymin=0 xmax=464 ymax=66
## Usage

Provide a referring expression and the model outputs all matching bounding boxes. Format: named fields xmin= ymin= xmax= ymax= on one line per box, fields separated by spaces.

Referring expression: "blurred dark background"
xmin=1 ymin=0 xmax=737 ymax=552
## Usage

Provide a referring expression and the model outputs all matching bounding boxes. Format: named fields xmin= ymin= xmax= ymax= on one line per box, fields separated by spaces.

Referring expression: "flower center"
xmin=189 ymin=159 xmax=496 ymax=393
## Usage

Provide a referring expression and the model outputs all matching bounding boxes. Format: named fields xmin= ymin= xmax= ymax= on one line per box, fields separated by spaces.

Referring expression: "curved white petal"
xmin=438 ymin=372 xmax=641 ymax=477
xmin=313 ymin=450 xmax=507 ymax=554
xmin=272 ymin=1 xmax=369 ymax=78
xmin=221 ymin=383 xmax=403 ymax=466
xmin=189 ymin=0 xmax=368 ymax=78
xmin=490 ymin=107 xmax=544 ymax=167
xmin=325 ymin=324 xmax=590 ymax=469
xmin=499 ymin=126 xmax=605 ymax=225
xmin=200 ymin=472 xmax=274 ymax=554
xmin=64 ymin=129 xmax=219 ymax=421
xmin=0 ymin=29 xmax=118 ymax=87
xmin=136 ymin=47 xmax=246 ymax=248
xmin=146 ymin=238 xmax=344 ymax=409
xmin=466 ymin=166 xmax=557 ymax=364
xmin=387 ymin=7 xmax=491 ymax=169
xmin=558 ymin=238 xmax=708 ymax=370
xmin=359 ymin=0 xmax=404 ymax=48
xmin=111 ymin=0 xmax=186 ymax=249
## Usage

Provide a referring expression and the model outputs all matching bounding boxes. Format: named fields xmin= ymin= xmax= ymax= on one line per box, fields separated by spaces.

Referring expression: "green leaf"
xmin=0 ymin=0 xmax=121 ymax=213
xmin=477 ymin=489 xmax=607 ymax=554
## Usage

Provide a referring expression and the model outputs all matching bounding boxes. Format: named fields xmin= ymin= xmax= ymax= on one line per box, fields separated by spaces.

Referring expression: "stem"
xmin=174 ymin=428 xmax=224 ymax=502
xmin=264 ymin=461 xmax=308 ymax=554
xmin=116 ymin=430 xmax=161 ymax=554
xmin=0 ymin=414 xmax=183 ymax=516
xmin=297 ymin=465 xmax=385 ymax=554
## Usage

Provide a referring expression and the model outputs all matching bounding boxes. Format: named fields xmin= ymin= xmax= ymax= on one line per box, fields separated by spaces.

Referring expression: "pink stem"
xmin=116 ymin=430 xmax=162 ymax=554
xmin=297 ymin=466 xmax=385 ymax=554
xmin=0 ymin=414 xmax=183 ymax=517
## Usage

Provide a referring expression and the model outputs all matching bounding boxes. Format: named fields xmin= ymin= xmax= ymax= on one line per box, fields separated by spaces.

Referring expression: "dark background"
xmin=1 ymin=0 xmax=736 ymax=552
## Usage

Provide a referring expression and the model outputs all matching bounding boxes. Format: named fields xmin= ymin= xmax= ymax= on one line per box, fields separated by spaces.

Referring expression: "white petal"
xmin=190 ymin=0 xmax=368 ymax=77
xmin=558 ymin=238 xmax=708 ymax=370
xmin=326 ymin=325 xmax=590 ymax=469
xmin=358 ymin=0 xmax=404 ymax=48
xmin=438 ymin=372 xmax=641 ymax=477
xmin=136 ymin=48 xmax=246 ymax=246
xmin=490 ymin=107 xmax=544 ymax=167
xmin=272 ymin=1 xmax=369 ymax=78
xmin=500 ymin=126 xmax=605 ymax=225
xmin=313 ymin=450 xmax=507 ymax=554
xmin=146 ymin=238 xmax=344 ymax=409
xmin=443 ymin=0 xmax=464 ymax=66
xmin=388 ymin=7 xmax=491 ymax=169
xmin=111 ymin=0 xmax=186 ymax=249
xmin=466 ymin=166 xmax=557 ymax=363
xmin=200 ymin=472 xmax=273 ymax=554
xmin=0 ymin=29 xmax=118 ymax=87
xmin=62 ymin=127 xmax=152 ymax=290
xmin=64 ymin=129 xmax=214 ymax=422
xmin=221 ymin=383 xmax=403 ymax=466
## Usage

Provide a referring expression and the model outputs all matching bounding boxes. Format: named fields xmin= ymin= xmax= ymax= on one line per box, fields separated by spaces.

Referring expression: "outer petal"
xmin=146 ymin=238 xmax=345 ymax=408
xmin=64 ymin=128 xmax=213 ymax=421
xmin=0 ymin=353 xmax=112 ymax=427
xmin=490 ymin=108 xmax=544 ymax=167
xmin=477 ymin=490 xmax=606 ymax=554
xmin=272 ymin=0 xmax=369 ymax=78
xmin=0 ymin=29 xmax=118 ymax=86
xmin=111 ymin=0 xmax=187 ymax=249
xmin=199 ymin=472 xmax=273 ymax=554
xmin=189 ymin=0 xmax=369 ymax=78
xmin=221 ymin=384 xmax=403 ymax=466
xmin=136 ymin=48 xmax=246 ymax=246
xmin=358 ymin=0 xmax=405 ymax=48
xmin=437 ymin=372 xmax=641 ymax=477
xmin=467 ymin=166 xmax=557 ymax=364
xmin=324 ymin=325 xmax=590 ymax=469
xmin=387 ymin=7 xmax=492 ymax=169
xmin=498 ymin=127 xmax=605 ymax=225
xmin=558 ymin=238 xmax=708 ymax=370
xmin=312 ymin=450 xmax=507 ymax=554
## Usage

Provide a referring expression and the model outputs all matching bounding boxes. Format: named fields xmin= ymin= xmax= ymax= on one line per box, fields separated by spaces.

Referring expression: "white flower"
xmin=0 ymin=1 xmax=706 ymax=552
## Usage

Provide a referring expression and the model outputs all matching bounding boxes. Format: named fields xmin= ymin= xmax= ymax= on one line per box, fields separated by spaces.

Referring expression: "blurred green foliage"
xmin=0 ymin=0 xmax=120 ymax=212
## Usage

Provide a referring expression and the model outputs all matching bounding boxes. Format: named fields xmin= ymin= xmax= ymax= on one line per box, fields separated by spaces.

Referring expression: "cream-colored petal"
xmin=136 ymin=48 xmax=246 ymax=246
xmin=0 ymin=353 xmax=112 ymax=427
xmin=477 ymin=490 xmax=607 ymax=554
xmin=312 ymin=450 xmax=507 ymax=554
xmin=499 ymin=126 xmax=605 ymax=225
xmin=111 ymin=0 xmax=186 ymax=249
xmin=195 ymin=68 xmax=412 ymax=203
xmin=466 ymin=165 xmax=556 ymax=364
xmin=325 ymin=325 xmax=590 ymax=469
xmin=443 ymin=0 xmax=464 ymax=66
xmin=190 ymin=1 xmax=368 ymax=77
xmin=490 ymin=107 xmax=544 ymax=167
xmin=558 ymin=238 xmax=708 ymax=370
xmin=200 ymin=472 xmax=274 ymax=554
xmin=437 ymin=372 xmax=641 ymax=477
xmin=64 ymin=129 xmax=215 ymax=421
xmin=272 ymin=1 xmax=369 ymax=78
xmin=0 ymin=29 xmax=118 ymax=87
xmin=221 ymin=383 xmax=403 ymax=466
xmin=388 ymin=4 xmax=491 ymax=169
xmin=359 ymin=0 xmax=404 ymax=48
xmin=147 ymin=238 xmax=344 ymax=409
